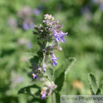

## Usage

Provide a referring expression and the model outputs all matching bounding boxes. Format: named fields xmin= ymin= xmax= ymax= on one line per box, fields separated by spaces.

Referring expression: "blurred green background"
xmin=0 ymin=0 xmax=103 ymax=103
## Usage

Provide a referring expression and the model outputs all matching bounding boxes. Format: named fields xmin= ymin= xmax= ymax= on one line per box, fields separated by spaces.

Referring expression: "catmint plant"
xmin=32 ymin=14 xmax=68 ymax=99
xmin=18 ymin=14 xmax=76 ymax=101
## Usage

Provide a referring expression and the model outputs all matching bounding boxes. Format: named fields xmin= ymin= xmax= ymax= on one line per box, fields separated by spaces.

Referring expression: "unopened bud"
xmin=58 ymin=47 xmax=62 ymax=51
xmin=38 ymin=67 xmax=42 ymax=72
xmin=33 ymin=31 xmax=38 ymax=34
xmin=41 ymin=87 xmax=48 ymax=91
xmin=44 ymin=81 xmax=51 ymax=87
xmin=55 ymin=25 xmax=63 ymax=29
xmin=43 ymin=68 xmax=46 ymax=72
xmin=34 ymin=25 xmax=39 ymax=31
xmin=32 ymin=73 xmax=37 ymax=79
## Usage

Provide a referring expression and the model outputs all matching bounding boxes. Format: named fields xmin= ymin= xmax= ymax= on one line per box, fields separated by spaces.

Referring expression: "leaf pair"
xmin=88 ymin=73 xmax=102 ymax=95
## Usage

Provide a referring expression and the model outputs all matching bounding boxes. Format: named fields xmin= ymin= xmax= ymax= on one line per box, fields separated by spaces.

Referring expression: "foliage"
xmin=88 ymin=73 xmax=102 ymax=95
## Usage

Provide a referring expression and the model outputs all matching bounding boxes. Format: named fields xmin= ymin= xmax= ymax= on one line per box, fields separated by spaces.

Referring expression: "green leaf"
xmin=43 ymin=68 xmax=54 ymax=81
xmin=88 ymin=73 xmax=99 ymax=95
xmin=18 ymin=84 xmax=41 ymax=98
xmin=54 ymin=57 xmax=76 ymax=92
xmin=90 ymin=84 xmax=95 ymax=95
xmin=26 ymin=52 xmax=39 ymax=64
xmin=100 ymin=84 xmax=103 ymax=94
xmin=26 ymin=52 xmax=35 ymax=61
xmin=96 ymin=88 xmax=101 ymax=95
xmin=37 ymin=50 xmax=43 ymax=58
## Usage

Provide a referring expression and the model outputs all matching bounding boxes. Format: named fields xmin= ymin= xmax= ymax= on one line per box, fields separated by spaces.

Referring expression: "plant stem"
xmin=42 ymin=42 xmax=48 ymax=67
xmin=52 ymin=93 xmax=56 ymax=103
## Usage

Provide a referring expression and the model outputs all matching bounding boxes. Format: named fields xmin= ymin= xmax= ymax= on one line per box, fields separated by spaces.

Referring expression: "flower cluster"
xmin=8 ymin=6 xmax=42 ymax=31
xmin=32 ymin=14 xmax=68 ymax=99
xmin=40 ymin=81 xmax=57 ymax=99
xmin=17 ymin=6 xmax=41 ymax=30
xmin=33 ymin=14 xmax=68 ymax=67
xmin=32 ymin=67 xmax=46 ymax=79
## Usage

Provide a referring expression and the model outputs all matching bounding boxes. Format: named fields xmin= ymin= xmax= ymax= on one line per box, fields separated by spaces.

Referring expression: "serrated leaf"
xmin=96 ymin=88 xmax=101 ymax=95
xmin=54 ymin=58 xmax=76 ymax=92
xmin=88 ymin=73 xmax=98 ymax=94
xmin=18 ymin=84 xmax=41 ymax=98
xmin=90 ymin=84 xmax=95 ymax=95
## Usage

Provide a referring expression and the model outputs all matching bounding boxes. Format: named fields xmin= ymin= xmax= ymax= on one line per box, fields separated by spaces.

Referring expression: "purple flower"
xmin=51 ymin=54 xmax=59 ymax=66
xmin=53 ymin=30 xmax=68 ymax=43
xmin=53 ymin=30 xmax=60 ymax=42
xmin=23 ymin=22 xmax=29 ymax=30
xmin=34 ymin=9 xmax=40 ymax=16
xmin=52 ymin=58 xmax=58 ymax=66
xmin=54 ymin=34 xmax=60 ymax=42
xmin=14 ymin=77 xmax=24 ymax=83
xmin=60 ymin=35 xmax=65 ymax=43
xmin=43 ymin=68 xmax=46 ymax=72
xmin=59 ymin=31 xmax=68 ymax=43
xmin=41 ymin=93 xmax=46 ymax=99
xmin=55 ymin=25 xmax=63 ymax=29
xmin=50 ymin=20 xmax=59 ymax=26
xmin=48 ymin=89 xmax=52 ymax=95
xmin=32 ymin=73 xmax=37 ymax=79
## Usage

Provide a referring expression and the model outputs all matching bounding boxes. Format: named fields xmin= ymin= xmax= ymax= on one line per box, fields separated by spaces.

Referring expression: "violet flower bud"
xmin=41 ymin=93 xmax=46 ymax=99
xmin=44 ymin=14 xmax=54 ymax=21
xmin=32 ymin=73 xmax=37 ymax=79
xmin=40 ymin=89 xmax=47 ymax=99
xmin=55 ymin=25 xmax=63 ymax=29
xmin=58 ymin=47 xmax=62 ymax=51
xmin=43 ymin=68 xmax=46 ymax=72
xmin=50 ymin=20 xmax=59 ymax=26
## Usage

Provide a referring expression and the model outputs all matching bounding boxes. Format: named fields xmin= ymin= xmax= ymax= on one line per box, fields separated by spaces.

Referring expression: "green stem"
xmin=42 ymin=41 xmax=48 ymax=67
xmin=52 ymin=93 xmax=56 ymax=103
